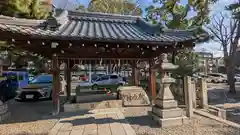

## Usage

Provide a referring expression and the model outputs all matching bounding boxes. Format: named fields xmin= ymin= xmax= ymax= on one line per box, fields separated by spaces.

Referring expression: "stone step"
xmin=64 ymin=100 xmax=122 ymax=112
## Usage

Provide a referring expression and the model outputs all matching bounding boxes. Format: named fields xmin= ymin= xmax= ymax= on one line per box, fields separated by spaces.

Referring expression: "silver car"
xmin=91 ymin=74 xmax=126 ymax=90
xmin=207 ymin=73 xmax=227 ymax=83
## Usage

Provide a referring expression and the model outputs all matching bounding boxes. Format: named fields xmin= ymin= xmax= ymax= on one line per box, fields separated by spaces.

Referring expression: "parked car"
xmin=0 ymin=76 xmax=19 ymax=102
xmin=235 ymin=74 xmax=240 ymax=82
xmin=28 ymin=74 xmax=35 ymax=82
xmin=76 ymin=74 xmax=127 ymax=92
xmin=3 ymin=71 xmax=29 ymax=88
xmin=15 ymin=74 xmax=64 ymax=101
xmin=91 ymin=73 xmax=105 ymax=81
xmin=207 ymin=73 xmax=227 ymax=83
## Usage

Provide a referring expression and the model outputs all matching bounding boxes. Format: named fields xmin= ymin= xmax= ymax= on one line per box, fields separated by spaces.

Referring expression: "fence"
xmin=171 ymin=77 xmax=185 ymax=105
xmin=171 ymin=77 xmax=207 ymax=109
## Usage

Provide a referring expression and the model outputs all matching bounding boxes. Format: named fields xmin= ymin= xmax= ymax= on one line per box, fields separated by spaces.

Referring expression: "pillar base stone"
xmin=152 ymin=107 xmax=183 ymax=118
xmin=155 ymin=99 xmax=178 ymax=109
xmin=152 ymin=113 xmax=189 ymax=128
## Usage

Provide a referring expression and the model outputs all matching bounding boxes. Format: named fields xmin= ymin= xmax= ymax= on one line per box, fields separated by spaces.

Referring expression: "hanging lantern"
xmin=60 ymin=62 xmax=66 ymax=70
xmin=77 ymin=64 xmax=85 ymax=70
xmin=138 ymin=61 xmax=146 ymax=69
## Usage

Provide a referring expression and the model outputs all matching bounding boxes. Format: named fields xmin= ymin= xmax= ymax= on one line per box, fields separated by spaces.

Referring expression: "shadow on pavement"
xmin=60 ymin=111 xmax=159 ymax=128
xmin=1 ymin=94 xmax=118 ymax=124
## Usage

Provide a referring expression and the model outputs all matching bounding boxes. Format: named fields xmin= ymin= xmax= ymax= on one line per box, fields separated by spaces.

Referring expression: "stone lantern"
xmin=152 ymin=53 xmax=188 ymax=127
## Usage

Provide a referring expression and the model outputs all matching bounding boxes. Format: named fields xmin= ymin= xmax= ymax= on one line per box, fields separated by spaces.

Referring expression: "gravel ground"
xmin=122 ymin=107 xmax=240 ymax=135
xmin=0 ymin=100 xmax=58 ymax=135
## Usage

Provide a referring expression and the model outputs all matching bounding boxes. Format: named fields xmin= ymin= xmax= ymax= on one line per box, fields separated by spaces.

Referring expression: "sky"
xmin=53 ymin=0 xmax=236 ymax=57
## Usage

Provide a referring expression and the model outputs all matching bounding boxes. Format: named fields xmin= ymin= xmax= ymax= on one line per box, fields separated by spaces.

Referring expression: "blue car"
xmin=2 ymin=71 xmax=29 ymax=88
xmin=0 ymin=76 xmax=19 ymax=102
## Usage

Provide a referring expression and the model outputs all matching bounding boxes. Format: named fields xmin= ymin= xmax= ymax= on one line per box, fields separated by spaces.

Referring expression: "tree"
xmin=145 ymin=0 xmax=218 ymax=27
xmin=207 ymin=5 xmax=240 ymax=93
xmin=77 ymin=0 xmax=142 ymax=16
xmin=172 ymin=49 xmax=200 ymax=77
xmin=145 ymin=0 xmax=218 ymax=77
xmin=0 ymin=0 xmax=50 ymax=73
xmin=76 ymin=4 xmax=87 ymax=12
xmin=1 ymin=0 xmax=49 ymax=19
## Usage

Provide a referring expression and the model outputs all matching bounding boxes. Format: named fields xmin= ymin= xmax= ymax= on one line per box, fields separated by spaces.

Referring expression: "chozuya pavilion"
xmin=0 ymin=8 xmax=208 ymax=126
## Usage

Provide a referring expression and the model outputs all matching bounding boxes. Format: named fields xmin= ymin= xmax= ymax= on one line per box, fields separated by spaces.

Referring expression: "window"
xmin=30 ymin=75 xmax=52 ymax=84
xmin=208 ymin=74 xmax=220 ymax=77
xmin=102 ymin=76 xmax=109 ymax=80
xmin=96 ymin=75 xmax=109 ymax=81
xmin=110 ymin=75 xmax=118 ymax=79
xmin=18 ymin=75 xmax=24 ymax=81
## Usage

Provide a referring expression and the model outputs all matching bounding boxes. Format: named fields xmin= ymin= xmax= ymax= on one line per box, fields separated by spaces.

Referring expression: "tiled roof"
xmin=0 ymin=9 xmax=209 ymax=45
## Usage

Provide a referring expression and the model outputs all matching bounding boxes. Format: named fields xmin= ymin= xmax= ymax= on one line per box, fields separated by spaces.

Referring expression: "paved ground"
xmin=207 ymin=83 xmax=240 ymax=125
xmin=0 ymin=100 xmax=58 ymax=135
xmin=123 ymin=107 xmax=240 ymax=135
xmin=49 ymin=108 xmax=136 ymax=135
xmin=1 ymin=82 xmax=240 ymax=135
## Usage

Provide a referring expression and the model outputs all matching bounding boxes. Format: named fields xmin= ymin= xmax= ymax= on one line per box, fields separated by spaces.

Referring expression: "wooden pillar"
xmin=0 ymin=66 xmax=2 ymax=76
xmin=66 ymin=68 xmax=71 ymax=102
xmin=149 ymin=60 xmax=156 ymax=102
xmin=52 ymin=54 xmax=60 ymax=114
xmin=0 ymin=59 xmax=3 ymax=76
xmin=132 ymin=60 xmax=138 ymax=86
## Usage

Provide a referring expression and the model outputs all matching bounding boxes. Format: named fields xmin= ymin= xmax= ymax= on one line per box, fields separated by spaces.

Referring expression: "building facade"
xmin=196 ymin=52 xmax=214 ymax=73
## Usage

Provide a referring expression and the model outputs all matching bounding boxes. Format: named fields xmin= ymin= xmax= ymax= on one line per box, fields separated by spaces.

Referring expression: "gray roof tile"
xmin=0 ymin=9 xmax=209 ymax=45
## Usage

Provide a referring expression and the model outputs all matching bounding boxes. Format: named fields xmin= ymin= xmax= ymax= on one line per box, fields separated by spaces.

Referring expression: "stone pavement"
xmin=49 ymin=108 xmax=136 ymax=135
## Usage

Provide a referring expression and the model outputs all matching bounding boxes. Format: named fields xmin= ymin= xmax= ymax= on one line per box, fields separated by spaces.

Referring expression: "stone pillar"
xmin=152 ymin=53 xmax=188 ymax=127
xmin=184 ymin=76 xmax=193 ymax=118
xmin=191 ymin=81 xmax=197 ymax=109
xmin=199 ymin=78 xmax=208 ymax=108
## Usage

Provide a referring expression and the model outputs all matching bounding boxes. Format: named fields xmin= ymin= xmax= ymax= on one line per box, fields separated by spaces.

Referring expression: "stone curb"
xmin=0 ymin=111 xmax=11 ymax=122
xmin=194 ymin=109 xmax=240 ymax=129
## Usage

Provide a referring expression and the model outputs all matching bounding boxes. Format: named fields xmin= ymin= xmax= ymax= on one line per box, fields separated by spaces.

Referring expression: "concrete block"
xmin=152 ymin=113 xmax=188 ymax=128
xmin=152 ymin=107 xmax=183 ymax=119
xmin=154 ymin=99 xmax=178 ymax=109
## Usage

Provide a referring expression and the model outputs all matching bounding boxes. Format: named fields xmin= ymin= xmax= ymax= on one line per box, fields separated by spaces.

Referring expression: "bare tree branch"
xmin=207 ymin=12 xmax=238 ymax=57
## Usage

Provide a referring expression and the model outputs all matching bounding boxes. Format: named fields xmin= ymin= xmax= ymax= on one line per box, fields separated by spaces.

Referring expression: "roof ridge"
xmin=163 ymin=27 xmax=202 ymax=33
xmin=65 ymin=9 xmax=141 ymax=21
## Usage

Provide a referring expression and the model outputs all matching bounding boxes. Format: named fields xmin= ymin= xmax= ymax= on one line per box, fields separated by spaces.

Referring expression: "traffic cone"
xmin=107 ymin=90 xmax=111 ymax=96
